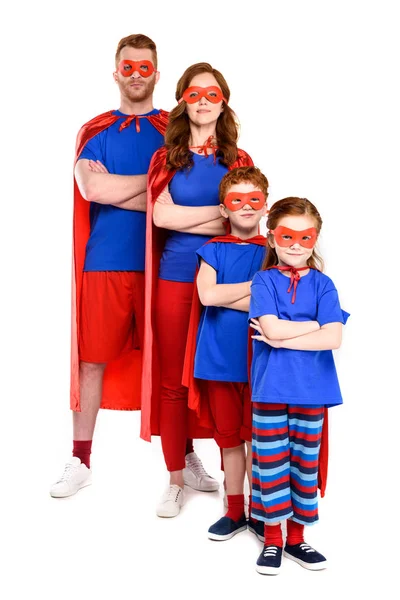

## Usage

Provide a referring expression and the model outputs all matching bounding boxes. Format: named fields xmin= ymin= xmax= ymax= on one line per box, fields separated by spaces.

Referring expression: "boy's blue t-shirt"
xmin=249 ymin=268 xmax=349 ymax=407
xmin=78 ymin=109 xmax=164 ymax=272
xmin=158 ymin=153 xmax=228 ymax=283
xmin=194 ymin=242 xmax=266 ymax=382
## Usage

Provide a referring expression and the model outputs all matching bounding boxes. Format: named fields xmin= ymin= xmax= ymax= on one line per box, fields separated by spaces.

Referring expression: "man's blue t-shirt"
xmin=78 ymin=109 xmax=164 ymax=272
xmin=194 ymin=242 xmax=266 ymax=382
xmin=249 ymin=268 xmax=349 ymax=406
xmin=158 ymin=153 xmax=228 ymax=283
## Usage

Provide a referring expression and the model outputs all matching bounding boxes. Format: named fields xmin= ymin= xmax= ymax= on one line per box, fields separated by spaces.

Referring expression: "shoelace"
xmin=299 ymin=543 xmax=316 ymax=554
xmin=186 ymin=456 xmax=209 ymax=478
xmin=56 ymin=462 xmax=79 ymax=483
xmin=263 ymin=545 xmax=278 ymax=557
xmin=165 ymin=486 xmax=182 ymax=503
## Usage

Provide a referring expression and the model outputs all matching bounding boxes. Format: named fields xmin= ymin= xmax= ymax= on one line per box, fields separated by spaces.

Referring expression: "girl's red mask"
xmin=118 ymin=60 xmax=155 ymax=78
xmin=270 ymin=226 xmax=317 ymax=248
xmin=179 ymin=86 xmax=227 ymax=104
xmin=224 ymin=191 xmax=266 ymax=212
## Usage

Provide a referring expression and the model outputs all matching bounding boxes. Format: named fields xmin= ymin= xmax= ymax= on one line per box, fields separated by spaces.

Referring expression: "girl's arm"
xmin=153 ymin=188 xmax=222 ymax=230
xmin=258 ymin=314 xmax=320 ymax=340
xmin=197 ymin=261 xmax=251 ymax=307
xmin=251 ymin=320 xmax=343 ymax=350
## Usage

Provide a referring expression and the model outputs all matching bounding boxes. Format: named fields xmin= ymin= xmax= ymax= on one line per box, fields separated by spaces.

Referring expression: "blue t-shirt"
xmin=249 ymin=269 xmax=349 ymax=407
xmin=158 ymin=153 xmax=228 ymax=282
xmin=194 ymin=242 xmax=266 ymax=382
xmin=78 ymin=109 xmax=164 ymax=271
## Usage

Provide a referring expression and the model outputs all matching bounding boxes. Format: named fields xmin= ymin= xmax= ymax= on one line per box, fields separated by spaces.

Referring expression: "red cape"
xmin=140 ymin=147 xmax=254 ymax=441
xmin=70 ymin=109 xmax=169 ymax=412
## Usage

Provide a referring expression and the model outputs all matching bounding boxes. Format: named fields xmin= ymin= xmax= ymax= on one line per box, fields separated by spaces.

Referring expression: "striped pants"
xmin=251 ymin=403 xmax=324 ymax=526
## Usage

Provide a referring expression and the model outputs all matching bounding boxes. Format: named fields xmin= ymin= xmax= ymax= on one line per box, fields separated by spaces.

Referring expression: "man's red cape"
xmin=140 ymin=147 xmax=254 ymax=441
xmin=70 ymin=109 xmax=169 ymax=412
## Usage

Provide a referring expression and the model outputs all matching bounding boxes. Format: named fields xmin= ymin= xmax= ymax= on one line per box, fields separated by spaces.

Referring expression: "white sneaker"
xmin=156 ymin=484 xmax=184 ymax=518
xmin=50 ymin=457 xmax=92 ymax=498
xmin=183 ymin=452 xmax=219 ymax=492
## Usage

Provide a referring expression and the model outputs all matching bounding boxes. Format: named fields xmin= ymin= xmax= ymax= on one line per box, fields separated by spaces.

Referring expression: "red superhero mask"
xmin=118 ymin=60 xmax=155 ymax=78
xmin=224 ymin=191 xmax=266 ymax=212
xmin=270 ymin=226 xmax=317 ymax=248
xmin=179 ymin=86 xmax=227 ymax=104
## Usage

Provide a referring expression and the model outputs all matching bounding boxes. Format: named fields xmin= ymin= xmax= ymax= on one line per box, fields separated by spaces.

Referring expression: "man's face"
xmin=114 ymin=47 xmax=159 ymax=105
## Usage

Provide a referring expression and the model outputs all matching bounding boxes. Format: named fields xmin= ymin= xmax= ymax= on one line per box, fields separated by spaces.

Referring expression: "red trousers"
xmin=156 ymin=279 xmax=193 ymax=472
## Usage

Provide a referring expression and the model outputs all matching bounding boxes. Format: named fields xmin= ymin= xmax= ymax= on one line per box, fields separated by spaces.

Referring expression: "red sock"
xmin=185 ymin=439 xmax=194 ymax=455
xmin=226 ymin=494 xmax=245 ymax=522
xmin=286 ymin=519 xmax=305 ymax=545
xmin=73 ymin=440 xmax=92 ymax=468
xmin=264 ymin=523 xmax=283 ymax=547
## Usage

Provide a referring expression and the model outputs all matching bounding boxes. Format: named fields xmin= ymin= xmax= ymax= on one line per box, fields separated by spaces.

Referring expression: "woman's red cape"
xmin=140 ymin=147 xmax=254 ymax=441
xmin=70 ymin=109 xmax=169 ymax=412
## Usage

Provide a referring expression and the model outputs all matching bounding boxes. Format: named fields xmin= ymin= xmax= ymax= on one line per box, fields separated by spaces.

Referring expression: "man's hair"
xmin=115 ymin=34 xmax=158 ymax=69
xmin=219 ymin=166 xmax=269 ymax=203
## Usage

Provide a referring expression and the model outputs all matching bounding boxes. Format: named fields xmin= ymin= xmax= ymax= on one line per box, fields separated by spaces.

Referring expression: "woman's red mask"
xmin=224 ymin=191 xmax=266 ymax=211
xmin=270 ymin=226 xmax=317 ymax=248
xmin=179 ymin=86 xmax=227 ymax=104
xmin=118 ymin=60 xmax=155 ymax=78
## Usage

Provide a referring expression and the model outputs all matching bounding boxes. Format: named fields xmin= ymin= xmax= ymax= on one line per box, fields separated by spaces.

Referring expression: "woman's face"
xmin=184 ymin=72 xmax=225 ymax=128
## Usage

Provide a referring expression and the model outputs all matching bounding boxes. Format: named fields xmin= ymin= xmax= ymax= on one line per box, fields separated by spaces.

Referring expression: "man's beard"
xmin=122 ymin=78 xmax=156 ymax=103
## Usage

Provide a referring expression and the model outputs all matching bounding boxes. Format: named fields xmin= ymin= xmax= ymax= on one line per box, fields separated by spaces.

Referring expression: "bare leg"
xmin=170 ymin=469 xmax=184 ymax=488
xmin=223 ymin=444 xmax=246 ymax=495
xmin=73 ymin=361 xmax=106 ymax=440
xmin=245 ymin=441 xmax=252 ymax=488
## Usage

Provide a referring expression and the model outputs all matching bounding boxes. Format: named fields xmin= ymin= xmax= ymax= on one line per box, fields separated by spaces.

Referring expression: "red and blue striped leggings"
xmin=251 ymin=403 xmax=324 ymax=526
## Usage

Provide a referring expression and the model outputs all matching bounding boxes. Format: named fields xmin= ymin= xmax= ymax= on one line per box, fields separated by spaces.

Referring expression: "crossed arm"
xmin=197 ymin=260 xmax=251 ymax=312
xmin=250 ymin=316 xmax=343 ymax=351
xmin=74 ymin=159 xmax=147 ymax=211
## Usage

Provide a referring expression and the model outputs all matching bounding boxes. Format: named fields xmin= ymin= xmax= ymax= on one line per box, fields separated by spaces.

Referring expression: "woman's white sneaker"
xmin=156 ymin=485 xmax=184 ymax=518
xmin=183 ymin=452 xmax=219 ymax=492
xmin=50 ymin=457 xmax=92 ymax=498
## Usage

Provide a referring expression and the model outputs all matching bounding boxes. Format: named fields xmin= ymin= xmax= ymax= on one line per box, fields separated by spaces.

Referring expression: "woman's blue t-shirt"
xmin=158 ymin=153 xmax=228 ymax=283
xmin=78 ymin=109 xmax=164 ymax=272
xmin=194 ymin=242 xmax=266 ymax=382
xmin=249 ymin=268 xmax=349 ymax=407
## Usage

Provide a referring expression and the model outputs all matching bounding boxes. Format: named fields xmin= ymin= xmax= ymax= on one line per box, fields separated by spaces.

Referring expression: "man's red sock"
xmin=226 ymin=494 xmax=245 ymax=522
xmin=286 ymin=519 xmax=305 ymax=545
xmin=264 ymin=523 xmax=283 ymax=547
xmin=73 ymin=440 xmax=92 ymax=468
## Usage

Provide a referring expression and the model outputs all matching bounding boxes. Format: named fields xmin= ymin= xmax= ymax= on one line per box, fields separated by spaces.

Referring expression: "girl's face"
xmin=269 ymin=214 xmax=318 ymax=268
xmin=184 ymin=72 xmax=224 ymax=128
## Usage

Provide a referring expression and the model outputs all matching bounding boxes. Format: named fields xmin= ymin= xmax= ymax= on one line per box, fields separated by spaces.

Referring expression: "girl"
xmin=249 ymin=197 xmax=349 ymax=574
xmin=140 ymin=63 xmax=253 ymax=518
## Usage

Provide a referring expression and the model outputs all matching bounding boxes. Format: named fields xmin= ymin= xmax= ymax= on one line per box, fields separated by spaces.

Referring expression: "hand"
xmin=88 ymin=159 xmax=109 ymax=173
xmin=250 ymin=318 xmax=282 ymax=348
xmin=157 ymin=186 xmax=174 ymax=205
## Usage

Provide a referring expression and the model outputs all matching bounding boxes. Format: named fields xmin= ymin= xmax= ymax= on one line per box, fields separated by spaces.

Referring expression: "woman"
xmin=140 ymin=63 xmax=254 ymax=517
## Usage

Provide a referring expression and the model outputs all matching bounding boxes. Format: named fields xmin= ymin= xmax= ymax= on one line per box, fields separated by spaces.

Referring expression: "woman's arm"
xmin=179 ymin=218 xmax=225 ymax=236
xmin=197 ymin=261 xmax=251 ymax=307
xmin=258 ymin=314 xmax=320 ymax=340
xmin=153 ymin=188 xmax=222 ymax=230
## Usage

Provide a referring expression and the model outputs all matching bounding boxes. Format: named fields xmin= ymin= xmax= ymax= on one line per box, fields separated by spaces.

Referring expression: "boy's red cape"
xmin=140 ymin=147 xmax=254 ymax=441
xmin=70 ymin=109 xmax=169 ymax=412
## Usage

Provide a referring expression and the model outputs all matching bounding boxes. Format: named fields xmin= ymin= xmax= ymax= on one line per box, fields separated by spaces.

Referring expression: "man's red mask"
xmin=118 ymin=60 xmax=155 ymax=78
xmin=224 ymin=191 xmax=266 ymax=212
xmin=270 ymin=226 xmax=317 ymax=248
xmin=179 ymin=86 xmax=227 ymax=104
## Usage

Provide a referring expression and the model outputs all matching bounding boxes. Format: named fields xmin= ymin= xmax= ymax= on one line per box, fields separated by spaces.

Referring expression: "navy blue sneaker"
xmin=256 ymin=545 xmax=282 ymax=575
xmin=284 ymin=542 xmax=328 ymax=570
xmin=248 ymin=518 xmax=265 ymax=542
xmin=208 ymin=514 xmax=247 ymax=541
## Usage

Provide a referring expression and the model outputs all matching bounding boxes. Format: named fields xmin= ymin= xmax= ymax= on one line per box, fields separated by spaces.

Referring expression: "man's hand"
xmin=88 ymin=159 xmax=109 ymax=174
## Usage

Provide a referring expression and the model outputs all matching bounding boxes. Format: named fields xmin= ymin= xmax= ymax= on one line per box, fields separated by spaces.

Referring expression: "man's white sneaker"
xmin=50 ymin=457 xmax=92 ymax=498
xmin=156 ymin=485 xmax=184 ymax=518
xmin=183 ymin=452 xmax=219 ymax=492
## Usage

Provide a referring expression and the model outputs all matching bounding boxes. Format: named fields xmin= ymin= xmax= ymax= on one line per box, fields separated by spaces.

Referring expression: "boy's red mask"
xmin=118 ymin=60 xmax=155 ymax=78
xmin=179 ymin=86 xmax=227 ymax=104
xmin=270 ymin=226 xmax=317 ymax=248
xmin=224 ymin=191 xmax=266 ymax=212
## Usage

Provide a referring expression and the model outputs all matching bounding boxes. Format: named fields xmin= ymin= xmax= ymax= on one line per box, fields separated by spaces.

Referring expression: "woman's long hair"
xmin=262 ymin=197 xmax=324 ymax=272
xmin=165 ymin=63 xmax=239 ymax=170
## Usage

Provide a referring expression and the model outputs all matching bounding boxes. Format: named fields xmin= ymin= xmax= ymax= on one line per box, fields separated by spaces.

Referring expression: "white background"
xmin=2 ymin=1 xmax=399 ymax=598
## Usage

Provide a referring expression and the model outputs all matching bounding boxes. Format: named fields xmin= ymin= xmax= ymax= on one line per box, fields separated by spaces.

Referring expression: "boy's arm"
xmin=197 ymin=260 xmax=251 ymax=307
xmin=258 ymin=314 xmax=320 ymax=340
xmin=221 ymin=296 xmax=250 ymax=312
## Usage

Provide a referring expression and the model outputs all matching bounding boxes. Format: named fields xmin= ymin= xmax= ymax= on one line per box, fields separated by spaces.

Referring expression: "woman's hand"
xmin=157 ymin=187 xmax=174 ymax=205
xmin=88 ymin=159 xmax=109 ymax=173
xmin=250 ymin=318 xmax=282 ymax=348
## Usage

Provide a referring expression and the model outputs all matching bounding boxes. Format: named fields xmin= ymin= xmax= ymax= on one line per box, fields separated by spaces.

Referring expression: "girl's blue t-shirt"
xmin=194 ymin=242 xmax=266 ymax=382
xmin=249 ymin=268 xmax=349 ymax=407
xmin=158 ymin=153 xmax=228 ymax=283
xmin=78 ymin=109 xmax=164 ymax=272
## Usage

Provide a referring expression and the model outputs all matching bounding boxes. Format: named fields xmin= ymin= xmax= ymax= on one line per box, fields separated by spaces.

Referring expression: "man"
xmin=50 ymin=34 xmax=168 ymax=498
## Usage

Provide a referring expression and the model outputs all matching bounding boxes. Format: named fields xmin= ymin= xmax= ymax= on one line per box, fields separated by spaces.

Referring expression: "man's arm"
xmin=153 ymin=188 xmax=222 ymax=230
xmin=75 ymin=159 xmax=147 ymax=207
xmin=197 ymin=261 xmax=251 ymax=307
xmin=115 ymin=192 xmax=147 ymax=212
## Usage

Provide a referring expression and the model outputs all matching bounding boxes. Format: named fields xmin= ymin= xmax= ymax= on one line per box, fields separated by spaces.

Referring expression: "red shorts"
xmin=205 ymin=380 xmax=252 ymax=448
xmin=79 ymin=271 xmax=144 ymax=363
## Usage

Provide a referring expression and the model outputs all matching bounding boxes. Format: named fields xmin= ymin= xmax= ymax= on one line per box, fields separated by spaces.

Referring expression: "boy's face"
xmin=220 ymin=182 xmax=267 ymax=232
